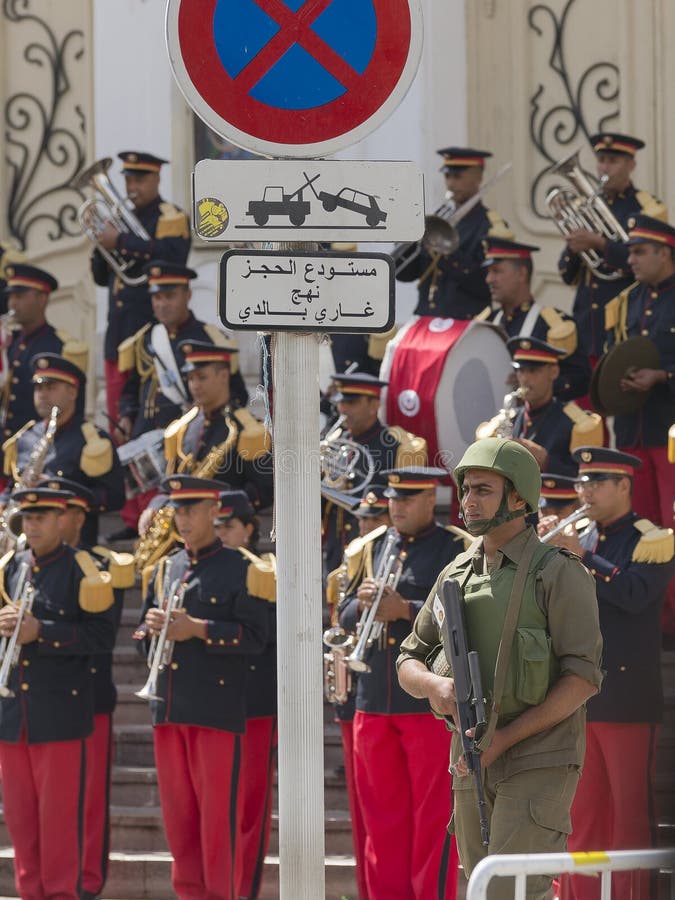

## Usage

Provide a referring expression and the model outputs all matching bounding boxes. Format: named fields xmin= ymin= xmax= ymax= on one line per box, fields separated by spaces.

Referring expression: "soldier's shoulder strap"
xmin=232 ymin=408 xmax=272 ymax=461
xmin=92 ymin=546 xmax=136 ymax=588
xmin=387 ymin=426 xmax=428 ymax=468
xmin=2 ymin=419 xmax=36 ymax=477
xmin=635 ymin=191 xmax=668 ymax=222
xmin=74 ymin=549 xmax=115 ymax=612
xmin=486 ymin=209 xmax=514 ymax=239
xmin=632 ymin=520 xmax=674 ymax=565
xmin=562 ymin=401 xmax=604 ymax=450
xmin=156 ymin=202 xmax=190 ymax=239
xmin=539 ymin=306 xmax=578 ymax=357
xmin=240 ymin=547 xmax=276 ymax=603
xmin=80 ymin=422 xmax=114 ymax=478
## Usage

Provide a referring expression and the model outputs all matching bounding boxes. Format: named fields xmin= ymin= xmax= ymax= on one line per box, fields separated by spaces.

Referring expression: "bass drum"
xmin=379 ymin=317 xmax=512 ymax=481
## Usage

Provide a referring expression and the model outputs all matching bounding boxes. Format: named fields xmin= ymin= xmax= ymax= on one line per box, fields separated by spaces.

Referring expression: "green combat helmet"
xmin=454 ymin=437 xmax=541 ymax=535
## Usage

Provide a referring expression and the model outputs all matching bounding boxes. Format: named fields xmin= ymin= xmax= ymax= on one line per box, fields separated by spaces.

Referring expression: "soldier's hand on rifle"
xmin=427 ymin=674 xmax=459 ymax=724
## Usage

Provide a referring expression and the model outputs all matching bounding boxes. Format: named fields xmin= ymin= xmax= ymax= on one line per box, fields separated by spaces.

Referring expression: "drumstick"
xmin=104 ymin=412 xmax=130 ymax=439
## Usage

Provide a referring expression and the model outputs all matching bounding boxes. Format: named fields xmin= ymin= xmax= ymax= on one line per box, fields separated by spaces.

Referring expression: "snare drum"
xmin=117 ymin=429 xmax=166 ymax=498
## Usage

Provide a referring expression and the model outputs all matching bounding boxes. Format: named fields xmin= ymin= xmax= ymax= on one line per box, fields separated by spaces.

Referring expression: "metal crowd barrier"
xmin=466 ymin=848 xmax=675 ymax=900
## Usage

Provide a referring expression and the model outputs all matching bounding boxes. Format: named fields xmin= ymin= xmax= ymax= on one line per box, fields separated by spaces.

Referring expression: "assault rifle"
xmin=438 ymin=578 xmax=490 ymax=846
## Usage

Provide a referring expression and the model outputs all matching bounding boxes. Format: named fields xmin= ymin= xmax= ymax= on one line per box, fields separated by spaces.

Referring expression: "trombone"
xmin=72 ymin=157 xmax=151 ymax=287
xmin=392 ymin=162 xmax=513 ymax=275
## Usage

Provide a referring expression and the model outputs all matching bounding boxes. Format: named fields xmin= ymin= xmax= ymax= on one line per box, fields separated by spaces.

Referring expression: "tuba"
xmin=72 ymin=157 xmax=151 ymax=287
xmin=544 ymin=148 xmax=629 ymax=281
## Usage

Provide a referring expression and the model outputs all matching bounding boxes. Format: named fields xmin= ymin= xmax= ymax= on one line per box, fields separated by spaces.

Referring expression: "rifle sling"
xmin=475 ymin=529 xmax=538 ymax=753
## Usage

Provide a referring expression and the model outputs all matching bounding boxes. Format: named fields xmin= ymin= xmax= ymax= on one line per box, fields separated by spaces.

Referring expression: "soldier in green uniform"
xmin=397 ymin=438 xmax=603 ymax=900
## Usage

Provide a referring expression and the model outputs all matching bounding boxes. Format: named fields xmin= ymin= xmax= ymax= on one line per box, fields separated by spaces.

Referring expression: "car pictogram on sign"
xmin=317 ymin=187 xmax=387 ymax=226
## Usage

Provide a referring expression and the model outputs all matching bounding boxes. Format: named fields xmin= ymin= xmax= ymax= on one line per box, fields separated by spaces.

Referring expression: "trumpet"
xmin=540 ymin=503 xmax=591 ymax=543
xmin=0 ymin=562 xmax=34 ymax=698
xmin=392 ymin=162 xmax=513 ymax=275
xmin=136 ymin=562 xmax=185 ymax=702
xmin=72 ymin=157 xmax=151 ymax=287
xmin=346 ymin=533 xmax=404 ymax=674
xmin=545 ymin=148 xmax=629 ymax=281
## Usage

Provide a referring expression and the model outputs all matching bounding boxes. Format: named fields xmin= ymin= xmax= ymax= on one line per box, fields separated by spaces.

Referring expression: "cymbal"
xmin=589 ymin=353 xmax=609 ymax=416
xmin=595 ymin=336 xmax=661 ymax=416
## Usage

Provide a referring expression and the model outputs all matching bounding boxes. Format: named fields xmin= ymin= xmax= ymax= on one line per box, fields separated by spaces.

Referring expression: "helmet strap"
xmin=460 ymin=483 xmax=527 ymax=536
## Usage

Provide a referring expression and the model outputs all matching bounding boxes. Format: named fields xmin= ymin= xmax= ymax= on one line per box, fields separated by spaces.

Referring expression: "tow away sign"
xmin=219 ymin=249 xmax=394 ymax=332
xmin=193 ymin=159 xmax=424 ymax=242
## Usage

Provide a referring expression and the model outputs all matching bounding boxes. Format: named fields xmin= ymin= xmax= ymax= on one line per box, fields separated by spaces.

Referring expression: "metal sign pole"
xmin=271 ymin=240 xmax=326 ymax=899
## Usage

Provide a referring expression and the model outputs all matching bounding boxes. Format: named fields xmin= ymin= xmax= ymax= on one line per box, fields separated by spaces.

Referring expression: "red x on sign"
xmin=166 ymin=0 xmax=423 ymax=158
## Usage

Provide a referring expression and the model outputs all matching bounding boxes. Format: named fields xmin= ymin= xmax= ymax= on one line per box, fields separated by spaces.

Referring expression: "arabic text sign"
xmin=193 ymin=159 xmax=424 ymax=243
xmin=219 ymin=250 xmax=394 ymax=333
xmin=166 ymin=0 xmax=423 ymax=158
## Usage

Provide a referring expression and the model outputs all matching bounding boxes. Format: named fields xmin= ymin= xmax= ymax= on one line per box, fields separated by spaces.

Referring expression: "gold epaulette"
xmin=0 ymin=244 xmax=24 ymax=279
xmin=344 ymin=524 xmax=388 ymax=582
xmin=325 ymin=563 xmax=345 ymax=607
xmin=388 ymin=426 xmax=428 ymax=467
xmin=80 ymin=423 xmax=113 ymax=477
xmin=155 ymin=202 xmax=190 ymax=240
xmin=55 ymin=333 xmax=89 ymax=375
xmin=539 ymin=307 xmax=578 ymax=357
xmin=445 ymin=524 xmax=474 ymax=552
xmin=632 ymin=520 xmax=675 ymax=565
xmin=240 ymin=547 xmax=277 ymax=602
xmin=563 ymin=402 xmax=604 ymax=451
xmin=233 ymin=408 xmax=272 ymax=460
xmin=604 ymin=287 xmax=634 ymax=342
xmin=118 ymin=323 xmax=151 ymax=373
xmin=2 ymin=419 xmax=35 ymax=477
xmin=669 ymin=424 xmax=675 ymax=464
xmin=164 ymin=405 xmax=200 ymax=465
xmin=474 ymin=305 xmax=493 ymax=322
xmin=92 ymin=546 xmax=136 ymax=588
xmin=368 ymin=325 xmax=398 ymax=362
xmin=486 ymin=209 xmax=514 ymax=240
xmin=203 ymin=324 xmax=241 ymax=374
xmin=75 ymin=550 xmax=114 ymax=612
xmin=635 ymin=191 xmax=668 ymax=222
xmin=0 ymin=549 xmax=15 ymax=606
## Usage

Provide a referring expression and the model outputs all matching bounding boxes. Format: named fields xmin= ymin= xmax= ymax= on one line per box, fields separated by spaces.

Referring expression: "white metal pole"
xmin=272 ymin=241 xmax=326 ymax=899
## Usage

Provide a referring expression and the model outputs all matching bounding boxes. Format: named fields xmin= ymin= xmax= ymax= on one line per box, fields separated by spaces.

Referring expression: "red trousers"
xmin=81 ymin=712 xmax=112 ymax=897
xmin=620 ymin=445 xmax=675 ymax=634
xmin=121 ymin=487 xmax=158 ymax=530
xmin=0 ymin=735 xmax=86 ymax=900
xmin=340 ymin=719 xmax=369 ymax=900
xmin=154 ymin=723 xmax=243 ymax=900
xmin=561 ymin=722 xmax=658 ymax=900
xmin=104 ymin=358 xmax=128 ymax=434
xmin=353 ymin=711 xmax=459 ymax=900
xmin=238 ymin=716 xmax=277 ymax=900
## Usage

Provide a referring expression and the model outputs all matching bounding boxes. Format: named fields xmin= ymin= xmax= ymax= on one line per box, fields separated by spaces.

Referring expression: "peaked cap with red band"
xmin=332 ymin=372 xmax=388 ymax=401
xmin=539 ymin=473 xmax=579 ymax=504
xmin=572 ymin=447 xmax=642 ymax=482
xmin=43 ymin=477 xmax=95 ymax=512
xmin=31 ymin=353 xmax=86 ymax=389
xmin=214 ymin=489 xmax=255 ymax=524
xmin=507 ymin=336 xmax=566 ymax=367
xmin=179 ymin=338 xmax=237 ymax=373
xmin=437 ymin=146 xmax=492 ymax=171
xmin=589 ymin=132 xmax=645 ymax=157
xmin=2 ymin=263 xmax=58 ymax=296
xmin=143 ymin=260 xmax=198 ymax=294
xmin=482 ymin=237 xmax=540 ymax=267
xmin=354 ymin=484 xmax=390 ymax=518
xmin=118 ymin=151 xmax=168 ymax=174
xmin=11 ymin=487 xmax=74 ymax=513
xmin=381 ymin=466 xmax=448 ymax=498
xmin=625 ymin=214 xmax=675 ymax=248
xmin=160 ymin=475 xmax=224 ymax=507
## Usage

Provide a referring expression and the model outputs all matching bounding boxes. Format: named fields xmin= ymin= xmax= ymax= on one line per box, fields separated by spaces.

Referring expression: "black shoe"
xmin=106 ymin=525 xmax=138 ymax=542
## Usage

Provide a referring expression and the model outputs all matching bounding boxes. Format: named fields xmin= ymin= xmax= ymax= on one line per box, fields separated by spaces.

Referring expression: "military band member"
xmin=137 ymin=475 xmax=268 ymax=899
xmin=0 ymin=241 xmax=24 ymax=314
xmin=538 ymin=473 xmax=584 ymax=522
xmin=604 ymin=214 xmax=675 ymax=527
xmin=215 ymin=489 xmax=277 ymax=900
xmin=1 ymin=354 xmax=125 ymax=545
xmin=396 ymin=147 xmax=512 ymax=319
xmin=483 ymin=238 xmax=590 ymax=400
xmin=398 ymin=440 xmax=603 ymax=900
xmin=90 ymin=151 xmax=191 ymax=426
xmin=0 ymin=263 xmax=87 ymax=444
xmin=0 ymin=487 xmax=116 ymax=900
xmin=322 ymin=372 xmax=427 ymax=573
xmin=506 ymin=337 xmax=603 ymax=476
xmin=338 ymin=467 xmax=468 ymax=900
xmin=542 ymin=448 xmax=675 ymax=900
xmin=45 ymin=476 xmax=134 ymax=900
xmin=558 ymin=132 xmax=666 ymax=361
